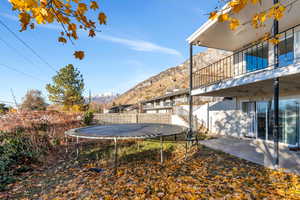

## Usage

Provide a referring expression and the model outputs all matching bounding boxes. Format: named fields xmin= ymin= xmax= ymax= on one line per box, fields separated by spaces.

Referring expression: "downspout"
xmin=188 ymin=44 xmax=193 ymax=138
xmin=273 ymin=0 xmax=280 ymax=166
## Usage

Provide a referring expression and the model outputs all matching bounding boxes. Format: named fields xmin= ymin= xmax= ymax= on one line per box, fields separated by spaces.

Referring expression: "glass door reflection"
xmin=257 ymin=101 xmax=268 ymax=140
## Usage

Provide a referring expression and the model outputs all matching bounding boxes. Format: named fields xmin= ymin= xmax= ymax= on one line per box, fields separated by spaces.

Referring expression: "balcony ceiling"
xmin=187 ymin=0 xmax=300 ymax=51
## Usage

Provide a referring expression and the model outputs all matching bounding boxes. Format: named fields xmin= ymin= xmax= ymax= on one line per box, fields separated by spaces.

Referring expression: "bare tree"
xmin=20 ymin=90 xmax=47 ymax=111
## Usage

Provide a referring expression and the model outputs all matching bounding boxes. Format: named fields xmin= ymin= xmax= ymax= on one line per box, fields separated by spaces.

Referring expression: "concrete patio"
xmin=199 ymin=136 xmax=300 ymax=175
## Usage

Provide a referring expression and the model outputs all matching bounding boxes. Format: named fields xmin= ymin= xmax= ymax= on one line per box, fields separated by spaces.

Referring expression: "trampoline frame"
xmin=65 ymin=123 xmax=188 ymax=174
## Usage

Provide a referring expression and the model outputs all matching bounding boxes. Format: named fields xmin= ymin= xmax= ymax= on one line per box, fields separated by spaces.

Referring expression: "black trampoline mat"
xmin=65 ymin=123 xmax=187 ymax=139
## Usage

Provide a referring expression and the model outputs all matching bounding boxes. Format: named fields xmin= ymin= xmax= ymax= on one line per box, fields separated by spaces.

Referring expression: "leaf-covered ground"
xmin=1 ymin=140 xmax=300 ymax=200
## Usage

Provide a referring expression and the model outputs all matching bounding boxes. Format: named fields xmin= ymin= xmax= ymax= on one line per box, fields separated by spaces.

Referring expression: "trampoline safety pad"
xmin=65 ymin=123 xmax=187 ymax=140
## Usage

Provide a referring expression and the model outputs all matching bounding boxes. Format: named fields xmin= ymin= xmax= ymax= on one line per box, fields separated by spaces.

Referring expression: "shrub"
xmin=83 ymin=111 xmax=94 ymax=125
xmin=0 ymin=132 xmax=43 ymax=190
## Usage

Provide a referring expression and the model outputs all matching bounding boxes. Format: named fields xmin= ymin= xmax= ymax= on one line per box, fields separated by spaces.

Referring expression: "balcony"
xmin=192 ymin=25 xmax=300 ymax=90
xmin=143 ymin=102 xmax=174 ymax=110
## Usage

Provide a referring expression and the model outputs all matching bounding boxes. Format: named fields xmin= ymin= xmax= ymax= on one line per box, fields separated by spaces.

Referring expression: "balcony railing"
xmin=143 ymin=102 xmax=174 ymax=110
xmin=192 ymin=24 xmax=300 ymax=89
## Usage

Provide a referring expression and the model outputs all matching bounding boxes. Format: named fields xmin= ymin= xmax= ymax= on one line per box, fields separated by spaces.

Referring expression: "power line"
xmin=0 ymin=63 xmax=46 ymax=82
xmin=0 ymin=18 xmax=57 ymax=72
xmin=0 ymin=100 xmax=15 ymax=104
xmin=0 ymin=35 xmax=37 ymax=67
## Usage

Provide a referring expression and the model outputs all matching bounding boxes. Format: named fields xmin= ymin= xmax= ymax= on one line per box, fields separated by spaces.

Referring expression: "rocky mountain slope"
xmin=112 ymin=48 xmax=231 ymax=105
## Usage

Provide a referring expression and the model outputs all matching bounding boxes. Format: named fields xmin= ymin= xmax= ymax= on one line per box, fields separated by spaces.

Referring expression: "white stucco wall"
xmin=171 ymin=115 xmax=189 ymax=128
xmin=193 ymin=99 xmax=250 ymax=137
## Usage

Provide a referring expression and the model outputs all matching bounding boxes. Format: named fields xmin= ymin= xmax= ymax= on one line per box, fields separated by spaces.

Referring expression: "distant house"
xmin=108 ymin=104 xmax=133 ymax=113
xmin=141 ymin=89 xmax=189 ymax=114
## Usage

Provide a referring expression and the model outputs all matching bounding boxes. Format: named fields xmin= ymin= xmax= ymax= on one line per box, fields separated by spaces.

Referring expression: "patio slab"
xmin=199 ymin=136 xmax=300 ymax=174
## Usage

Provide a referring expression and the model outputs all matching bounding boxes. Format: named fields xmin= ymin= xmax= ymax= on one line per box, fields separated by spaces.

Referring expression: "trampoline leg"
xmin=185 ymin=140 xmax=188 ymax=161
xmin=160 ymin=136 xmax=163 ymax=164
xmin=76 ymin=136 xmax=79 ymax=158
xmin=65 ymin=135 xmax=68 ymax=154
xmin=137 ymin=140 xmax=140 ymax=151
xmin=114 ymin=137 xmax=118 ymax=175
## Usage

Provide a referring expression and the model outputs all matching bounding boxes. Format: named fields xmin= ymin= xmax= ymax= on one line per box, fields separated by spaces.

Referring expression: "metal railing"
xmin=143 ymin=102 xmax=174 ymax=110
xmin=192 ymin=24 xmax=300 ymax=89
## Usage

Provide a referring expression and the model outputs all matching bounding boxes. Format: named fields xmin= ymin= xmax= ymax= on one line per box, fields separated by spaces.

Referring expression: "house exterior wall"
xmin=194 ymin=99 xmax=249 ymax=137
xmin=195 ymin=90 xmax=300 ymax=146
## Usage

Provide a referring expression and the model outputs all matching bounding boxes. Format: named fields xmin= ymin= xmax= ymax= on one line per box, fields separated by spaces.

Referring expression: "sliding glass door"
xmin=279 ymin=99 xmax=299 ymax=145
xmin=242 ymin=102 xmax=256 ymax=137
xmin=255 ymin=99 xmax=300 ymax=145
xmin=257 ymin=101 xmax=268 ymax=140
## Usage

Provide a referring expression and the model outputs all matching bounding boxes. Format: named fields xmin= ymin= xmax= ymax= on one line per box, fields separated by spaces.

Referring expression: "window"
xmin=278 ymin=36 xmax=294 ymax=67
xmin=242 ymin=102 xmax=255 ymax=113
xmin=245 ymin=43 xmax=269 ymax=72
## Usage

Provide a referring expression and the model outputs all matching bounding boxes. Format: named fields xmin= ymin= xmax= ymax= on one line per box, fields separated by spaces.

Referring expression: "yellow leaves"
xmin=58 ymin=37 xmax=67 ymax=44
xmin=9 ymin=0 xmax=107 ymax=60
xmin=260 ymin=11 xmax=267 ymax=23
xmin=77 ymin=3 xmax=88 ymax=14
xmin=68 ymin=23 xmax=77 ymax=32
xmin=218 ymin=13 xmax=229 ymax=22
xmin=18 ymin=12 xmax=31 ymax=31
xmin=251 ymin=0 xmax=261 ymax=4
xmin=252 ymin=13 xmax=260 ymax=28
xmin=74 ymin=51 xmax=85 ymax=60
xmin=269 ymin=35 xmax=280 ymax=45
xmin=135 ymin=187 xmax=146 ymax=194
xmin=211 ymin=0 xmax=287 ymax=33
xmin=229 ymin=0 xmax=247 ymax=13
xmin=90 ymin=1 xmax=99 ymax=10
xmin=269 ymin=4 xmax=286 ymax=20
xmin=209 ymin=11 xmax=218 ymax=20
xmin=229 ymin=18 xmax=240 ymax=30
xmin=98 ymin=12 xmax=107 ymax=24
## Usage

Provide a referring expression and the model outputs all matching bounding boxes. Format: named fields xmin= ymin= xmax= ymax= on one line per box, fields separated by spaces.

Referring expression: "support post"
xmin=188 ymin=43 xmax=194 ymax=139
xmin=76 ymin=136 xmax=79 ymax=158
xmin=185 ymin=137 xmax=188 ymax=161
xmin=114 ymin=137 xmax=118 ymax=174
xmin=65 ymin=135 xmax=68 ymax=154
xmin=137 ymin=139 xmax=140 ymax=151
xmin=160 ymin=136 xmax=163 ymax=164
xmin=273 ymin=0 xmax=280 ymax=166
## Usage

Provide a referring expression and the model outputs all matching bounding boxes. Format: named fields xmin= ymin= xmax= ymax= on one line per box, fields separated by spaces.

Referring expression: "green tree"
xmin=46 ymin=64 xmax=84 ymax=109
xmin=20 ymin=90 xmax=47 ymax=111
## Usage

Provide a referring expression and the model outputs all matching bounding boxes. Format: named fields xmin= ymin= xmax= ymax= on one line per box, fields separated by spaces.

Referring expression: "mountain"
xmin=112 ymin=48 xmax=231 ymax=105
xmin=86 ymin=92 xmax=119 ymax=104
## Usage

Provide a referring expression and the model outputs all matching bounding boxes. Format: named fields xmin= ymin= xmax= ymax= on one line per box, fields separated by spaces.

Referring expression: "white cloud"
xmin=0 ymin=12 xmax=182 ymax=57
xmin=96 ymin=34 xmax=182 ymax=57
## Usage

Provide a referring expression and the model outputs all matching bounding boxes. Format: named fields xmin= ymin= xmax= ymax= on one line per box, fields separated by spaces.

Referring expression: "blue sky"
xmin=0 ymin=0 xmax=216 ymax=105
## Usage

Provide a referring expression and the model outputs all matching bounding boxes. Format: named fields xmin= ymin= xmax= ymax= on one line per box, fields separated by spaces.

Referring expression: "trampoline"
xmin=65 ymin=123 xmax=187 ymax=172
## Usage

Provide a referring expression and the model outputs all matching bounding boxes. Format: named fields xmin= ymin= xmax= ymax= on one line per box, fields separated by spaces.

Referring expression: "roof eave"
xmin=187 ymin=3 xmax=232 ymax=45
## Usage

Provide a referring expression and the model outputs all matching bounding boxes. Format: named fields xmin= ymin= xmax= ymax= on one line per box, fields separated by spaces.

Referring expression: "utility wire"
xmin=0 ymin=100 xmax=15 ymax=104
xmin=0 ymin=63 xmax=46 ymax=82
xmin=0 ymin=35 xmax=37 ymax=67
xmin=0 ymin=18 xmax=57 ymax=72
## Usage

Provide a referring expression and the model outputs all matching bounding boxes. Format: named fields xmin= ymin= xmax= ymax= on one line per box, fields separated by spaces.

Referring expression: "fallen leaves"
xmin=2 ymin=142 xmax=300 ymax=200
